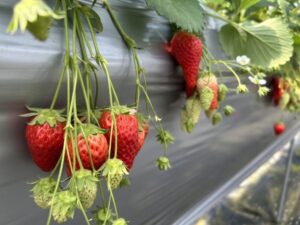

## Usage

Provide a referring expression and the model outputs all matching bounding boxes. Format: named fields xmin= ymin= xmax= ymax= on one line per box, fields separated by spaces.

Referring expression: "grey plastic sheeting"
xmin=0 ymin=1 xmax=297 ymax=225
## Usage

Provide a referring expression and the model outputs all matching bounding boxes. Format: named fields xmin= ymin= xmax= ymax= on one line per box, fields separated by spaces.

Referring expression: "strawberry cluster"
xmin=271 ymin=76 xmax=300 ymax=135
xmin=13 ymin=0 xmax=174 ymax=224
xmin=166 ymin=31 xmax=236 ymax=132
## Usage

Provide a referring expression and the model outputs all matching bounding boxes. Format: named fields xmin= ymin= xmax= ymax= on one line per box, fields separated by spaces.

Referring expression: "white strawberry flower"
xmin=155 ymin=116 xmax=162 ymax=122
xmin=248 ymin=76 xmax=267 ymax=85
xmin=236 ymin=55 xmax=250 ymax=66
xmin=128 ymin=108 xmax=137 ymax=115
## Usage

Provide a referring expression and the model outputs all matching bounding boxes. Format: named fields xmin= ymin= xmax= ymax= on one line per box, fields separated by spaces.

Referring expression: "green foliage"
xmin=237 ymin=0 xmax=261 ymax=14
xmin=219 ymin=18 xmax=293 ymax=69
xmin=80 ymin=5 xmax=103 ymax=33
xmin=277 ymin=0 xmax=289 ymax=19
xmin=146 ymin=0 xmax=206 ymax=33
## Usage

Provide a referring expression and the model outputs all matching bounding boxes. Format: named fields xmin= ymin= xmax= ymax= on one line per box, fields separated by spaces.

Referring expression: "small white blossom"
xmin=236 ymin=55 xmax=250 ymax=66
xmin=259 ymin=79 xmax=267 ymax=85
xmin=128 ymin=109 xmax=137 ymax=115
xmin=248 ymin=76 xmax=266 ymax=85
xmin=248 ymin=76 xmax=256 ymax=84
xmin=155 ymin=116 xmax=162 ymax=122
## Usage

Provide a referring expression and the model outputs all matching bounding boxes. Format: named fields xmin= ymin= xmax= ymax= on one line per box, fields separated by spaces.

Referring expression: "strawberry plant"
xmin=6 ymin=0 xmax=300 ymax=223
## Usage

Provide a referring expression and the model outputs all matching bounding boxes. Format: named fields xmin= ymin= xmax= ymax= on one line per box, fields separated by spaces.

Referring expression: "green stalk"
xmin=49 ymin=154 xmax=62 ymax=178
xmin=75 ymin=10 xmax=92 ymax=123
xmin=103 ymin=0 xmax=141 ymax=109
xmin=50 ymin=66 xmax=66 ymax=110
xmin=218 ymin=61 xmax=242 ymax=86
xmin=76 ymin=188 xmax=92 ymax=225
xmin=71 ymin=9 xmax=84 ymax=170
xmin=46 ymin=131 xmax=69 ymax=225
xmin=83 ymin=10 xmax=120 ymax=106
xmin=108 ymin=186 xmax=119 ymax=217
xmin=98 ymin=179 xmax=107 ymax=208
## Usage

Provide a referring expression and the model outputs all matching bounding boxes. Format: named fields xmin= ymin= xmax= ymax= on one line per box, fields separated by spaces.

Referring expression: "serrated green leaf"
xmin=146 ymin=0 xmax=206 ymax=33
xmin=277 ymin=0 xmax=289 ymax=19
xmin=219 ymin=18 xmax=293 ymax=69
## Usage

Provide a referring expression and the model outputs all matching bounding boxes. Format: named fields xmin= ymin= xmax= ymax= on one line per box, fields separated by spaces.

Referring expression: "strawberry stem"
xmin=102 ymin=0 xmax=142 ymax=110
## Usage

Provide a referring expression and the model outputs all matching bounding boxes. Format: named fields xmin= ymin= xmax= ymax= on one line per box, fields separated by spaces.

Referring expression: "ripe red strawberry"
xmin=272 ymin=77 xmax=284 ymax=106
xmin=25 ymin=109 xmax=65 ymax=172
xmin=99 ymin=108 xmax=139 ymax=170
xmin=66 ymin=124 xmax=108 ymax=173
xmin=166 ymin=31 xmax=203 ymax=97
xmin=197 ymin=74 xmax=219 ymax=110
xmin=274 ymin=122 xmax=285 ymax=135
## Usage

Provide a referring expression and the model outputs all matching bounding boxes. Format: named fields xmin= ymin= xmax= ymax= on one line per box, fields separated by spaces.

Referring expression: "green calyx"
xmin=199 ymin=87 xmax=214 ymax=110
xmin=112 ymin=218 xmax=128 ymax=225
xmin=51 ymin=190 xmax=77 ymax=223
xmin=223 ymin=105 xmax=235 ymax=116
xmin=236 ymin=84 xmax=249 ymax=94
xmin=102 ymin=158 xmax=128 ymax=190
xmin=212 ymin=112 xmax=222 ymax=125
xmin=218 ymin=84 xmax=228 ymax=102
xmin=31 ymin=177 xmax=57 ymax=209
xmin=156 ymin=129 xmax=174 ymax=146
xmin=23 ymin=107 xmax=65 ymax=127
xmin=156 ymin=156 xmax=171 ymax=171
xmin=79 ymin=123 xmax=106 ymax=137
xmin=93 ymin=207 xmax=113 ymax=224
xmin=70 ymin=169 xmax=98 ymax=209
xmin=104 ymin=105 xmax=136 ymax=116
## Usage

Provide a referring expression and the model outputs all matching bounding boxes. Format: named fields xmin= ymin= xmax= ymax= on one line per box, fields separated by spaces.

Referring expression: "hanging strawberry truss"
xmin=6 ymin=0 xmax=299 ymax=224
xmin=8 ymin=0 xmax=174 ymax=224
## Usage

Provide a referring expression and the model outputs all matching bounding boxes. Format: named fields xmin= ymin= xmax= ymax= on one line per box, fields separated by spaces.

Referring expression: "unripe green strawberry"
xmin=199 ymin=86 xmax=214 ymax=110
xmin=113 ymin=218 xmax=128 ymax=225
xmin=279 ymin=92 xmax=290 ymax=110
xmin=102 ymin=158 xmax=128 ymax=190
xmin=197 ymin=73 xmax=218 ymax=110
xmin=218 ymin=84 xmax=228 ymax=102
xmin=223 ymin=105 xmax=235 ymax=116
xmin=93 ymin=207 xmax=113 ymax=224
xmin=32 ymin=177 xmax=57 ymax=209
xmin=212 ymin=112 xmax=222 ymax=125
xmin=51 ymin=190 xmax=77 ymax=223
xmin=180 ymin=95 xmax=201 ymax=133
xmin=70 ymin=169 xmax=98 ymax=209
